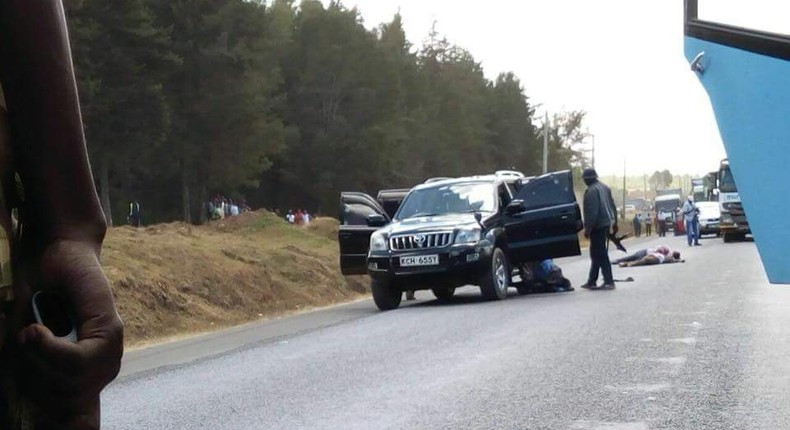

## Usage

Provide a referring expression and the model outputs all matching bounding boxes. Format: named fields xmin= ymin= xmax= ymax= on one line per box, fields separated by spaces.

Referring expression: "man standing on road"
xmin=682 ymin=196 xmax=701 ymax=247
xmin=580 ymin=168 xmax=617 ymax=291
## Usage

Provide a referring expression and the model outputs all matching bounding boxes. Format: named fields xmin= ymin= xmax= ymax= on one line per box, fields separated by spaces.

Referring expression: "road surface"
xmin=104 ymin=235 xmax=790 ymax=429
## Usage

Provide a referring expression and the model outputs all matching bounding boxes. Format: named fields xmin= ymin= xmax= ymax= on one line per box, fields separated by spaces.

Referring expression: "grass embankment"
xmin=101 ymin=211 xmax=366 ymax=347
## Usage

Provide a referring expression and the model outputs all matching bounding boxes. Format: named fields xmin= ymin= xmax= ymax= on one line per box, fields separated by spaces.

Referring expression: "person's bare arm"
xmin=0 ymin=1 xmax=123 ymax=428
xmin=0 ymin=0 xmax=105 ymax=243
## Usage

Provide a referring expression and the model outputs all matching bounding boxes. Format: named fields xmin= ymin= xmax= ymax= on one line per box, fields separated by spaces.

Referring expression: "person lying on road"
xmin=613 ymin=245 xmax=672 ymax=265
xmin=619 ymin=251 xmax=684 ymax=267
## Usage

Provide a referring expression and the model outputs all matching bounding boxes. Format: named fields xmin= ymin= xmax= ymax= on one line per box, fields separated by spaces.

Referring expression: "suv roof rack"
xmin=424 ymin=177 xmax=453 ymax=184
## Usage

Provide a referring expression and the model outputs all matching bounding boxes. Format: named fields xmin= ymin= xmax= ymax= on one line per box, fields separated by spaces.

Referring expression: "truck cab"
xmin=338 ymin=170 xmax=583 ymax=310
xmin=718 ymin=159 xmax=751 ymax=242
xmin=654 ymin=194 xmax=681 ymax=234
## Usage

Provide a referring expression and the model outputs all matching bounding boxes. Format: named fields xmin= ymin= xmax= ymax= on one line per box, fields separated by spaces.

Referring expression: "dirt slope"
xmin=101 ymin=212 xmax=366 ymax=347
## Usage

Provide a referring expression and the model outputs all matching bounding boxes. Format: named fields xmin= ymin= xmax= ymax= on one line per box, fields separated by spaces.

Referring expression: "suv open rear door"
xmin=339 ymin=192 xmax=390 ymax=275
xmin=504 ymin=170 xmax=582 ymax=263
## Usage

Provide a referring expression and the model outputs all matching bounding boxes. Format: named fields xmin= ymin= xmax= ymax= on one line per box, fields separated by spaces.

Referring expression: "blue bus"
xmin=684 ymin=0 xmax=790 ymax=283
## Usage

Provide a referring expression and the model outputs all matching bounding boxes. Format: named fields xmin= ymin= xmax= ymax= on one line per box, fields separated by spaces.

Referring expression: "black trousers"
xmin=613 ymin=249 xmax=648 ymax=264
xmin=588 ymin=227 xmax=614 ymax=285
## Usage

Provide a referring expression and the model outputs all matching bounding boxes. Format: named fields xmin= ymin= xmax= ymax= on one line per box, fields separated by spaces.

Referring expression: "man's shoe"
xmin=599 ymin=283 xmax=616 ymax=290
xmin=580 ymin=282 xmax=597 ymax=290
xmin=694 ymin=243 xmax=702 ymax=246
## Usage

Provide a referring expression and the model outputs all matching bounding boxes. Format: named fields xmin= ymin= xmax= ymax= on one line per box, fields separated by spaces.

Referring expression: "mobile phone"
xmin=31 ymin=291 xmax=77 ymax=343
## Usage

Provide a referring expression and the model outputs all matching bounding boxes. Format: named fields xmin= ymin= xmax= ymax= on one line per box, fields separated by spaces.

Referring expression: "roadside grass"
xmin=102 ymin=211 xmax=366 ymax=347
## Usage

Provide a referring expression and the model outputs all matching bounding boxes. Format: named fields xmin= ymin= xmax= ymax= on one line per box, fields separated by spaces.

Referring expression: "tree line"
xmin=64 ymin=0 xmax=589 ymax=225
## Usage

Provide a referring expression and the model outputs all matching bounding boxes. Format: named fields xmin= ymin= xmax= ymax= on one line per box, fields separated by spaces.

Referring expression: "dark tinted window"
xmin=516 ymin=172 xmax=574 ymax=211
xmin=343 ymin=203 xmax=377 ymax=225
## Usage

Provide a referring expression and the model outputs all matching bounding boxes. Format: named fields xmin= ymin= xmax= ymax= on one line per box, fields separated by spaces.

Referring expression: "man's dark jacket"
xmin=583 ymin=180 xmax=617 ymax=235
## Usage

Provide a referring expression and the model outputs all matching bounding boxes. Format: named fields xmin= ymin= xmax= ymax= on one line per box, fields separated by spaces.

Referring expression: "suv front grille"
xmin=390 ymin=232 xmax=452 ymax=251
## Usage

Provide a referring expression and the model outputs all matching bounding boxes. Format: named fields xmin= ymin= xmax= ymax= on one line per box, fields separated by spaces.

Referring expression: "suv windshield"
xmin=395 ymin=182 xmax=496 ymax=220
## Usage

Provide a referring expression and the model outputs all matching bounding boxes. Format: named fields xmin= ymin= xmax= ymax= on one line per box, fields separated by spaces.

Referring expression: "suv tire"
xmin=480 ymin=247 xmax=510 ymax=301
xmin=432 ymin=287 xmax=456 ymax=301
xmin=372 ymin=279 xmax=402 ymax=311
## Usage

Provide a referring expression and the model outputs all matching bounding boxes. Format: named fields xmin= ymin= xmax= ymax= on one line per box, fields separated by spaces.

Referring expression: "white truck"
xmin=717 ymin=159 xmax=750 ymax=242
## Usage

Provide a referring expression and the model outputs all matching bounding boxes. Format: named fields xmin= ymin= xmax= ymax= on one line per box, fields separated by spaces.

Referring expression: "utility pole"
xmin=622 ymin=158 xmax=627 ymax=220
xmin=542 ymin=112 xmax=548 ymax=174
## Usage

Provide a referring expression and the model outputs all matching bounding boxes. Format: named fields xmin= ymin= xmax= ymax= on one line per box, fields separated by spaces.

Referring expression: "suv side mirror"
xmin=505 ymin=200 xmax=526 ymax=215
xmin=366 ymin=214 xmax=388 ymax=227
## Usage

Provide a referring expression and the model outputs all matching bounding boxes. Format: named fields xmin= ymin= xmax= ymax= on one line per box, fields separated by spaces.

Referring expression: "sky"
xmin=319 ymin=0 xmax=788 ymax=177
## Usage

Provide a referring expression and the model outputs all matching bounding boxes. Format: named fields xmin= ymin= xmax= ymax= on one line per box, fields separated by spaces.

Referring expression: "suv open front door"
xmin=505 ymin=170 xmax=583 ymax=263
xmin=339 ymin=192 xmax=391 ymax=275
xmin=376 ymin=189 xmax=410 ymax=219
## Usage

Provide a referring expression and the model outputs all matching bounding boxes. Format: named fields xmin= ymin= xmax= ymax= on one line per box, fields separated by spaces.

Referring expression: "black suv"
xmin=338 ymin=170 xmax=583 ymax=310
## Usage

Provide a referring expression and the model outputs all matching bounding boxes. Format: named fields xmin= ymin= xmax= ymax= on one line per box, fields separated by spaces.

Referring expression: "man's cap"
xmin=582 ymin=168 xmax=598 ymax=180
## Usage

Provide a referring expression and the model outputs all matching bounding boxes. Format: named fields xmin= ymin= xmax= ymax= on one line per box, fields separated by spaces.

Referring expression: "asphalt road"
xmin=104 ymin=234 xmax=790 ymax=430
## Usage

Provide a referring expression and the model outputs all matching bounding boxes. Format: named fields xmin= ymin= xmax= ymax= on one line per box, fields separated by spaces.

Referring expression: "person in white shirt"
xmin=613 ymin=245 xmax=672 ymax=265
xmin=619 ymin=250 xmax=684 ymax=267
xmin=681 ymin=196 xmax=701 ymax=246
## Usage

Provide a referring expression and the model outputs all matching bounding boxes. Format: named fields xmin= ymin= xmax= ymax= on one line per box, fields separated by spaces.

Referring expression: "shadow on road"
xmin=408 ymin=288 xmax=570 ymax=309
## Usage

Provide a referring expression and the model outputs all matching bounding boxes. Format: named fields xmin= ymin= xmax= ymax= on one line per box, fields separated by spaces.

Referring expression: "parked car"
xmin=338 ymin=170 xmax=583 ymax=310
xmin=696 ymin=201 xmax=721 ymax=236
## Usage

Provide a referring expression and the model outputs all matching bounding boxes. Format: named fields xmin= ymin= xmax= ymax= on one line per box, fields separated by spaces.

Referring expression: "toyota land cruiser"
xmin=339 ymin=170 xmax=583 ymax=310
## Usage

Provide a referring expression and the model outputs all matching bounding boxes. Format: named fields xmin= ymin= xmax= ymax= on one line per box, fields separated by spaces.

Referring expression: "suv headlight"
xmin=370 ymin=232 xmax=388 ymax=252
xmin=455 ymin=228 xmax=481 ymax=245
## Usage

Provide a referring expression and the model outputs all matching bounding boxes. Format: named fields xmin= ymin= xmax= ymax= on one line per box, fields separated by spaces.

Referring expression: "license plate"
xmin=400 ymin=255 xmax=439 ymax=267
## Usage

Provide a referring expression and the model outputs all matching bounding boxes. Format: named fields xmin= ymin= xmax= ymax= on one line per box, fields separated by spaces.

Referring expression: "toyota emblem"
xmin=413 ymin=235 xmax=427 ymax=247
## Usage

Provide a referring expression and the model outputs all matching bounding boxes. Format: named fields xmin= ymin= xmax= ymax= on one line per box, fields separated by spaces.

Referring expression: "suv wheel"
xmin=480 ymin=247 xmax=510 ymax=300
xmin=432 ymin=287 xmax=456 ymax=301
xmin=371 ymin=279 xmax=402 ymax=311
